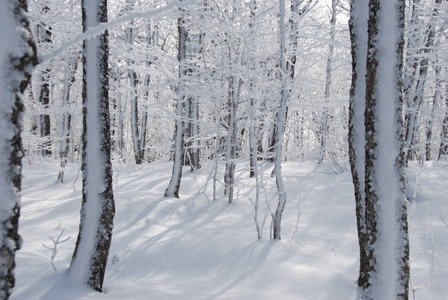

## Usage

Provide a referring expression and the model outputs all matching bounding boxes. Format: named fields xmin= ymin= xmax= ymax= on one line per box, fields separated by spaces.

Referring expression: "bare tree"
xmin=36 ymin=4 xmax=52 ymax=157
xmin=165 ymin=6 xmax=188 ymax=198
xmin=404 ymin=0 xmax=443 ymax=162
xmin=350 ymin=0 xmax=410 ymax=298
xmin=272 ymin=0 xmax=289 ymax=240
xmin=57 ymin=52 xmax=79 ymax=183
xmin=69 ymin=0 xmax=115 ymax=292
xmin=348 ymin=0 xmax=368 ymax=288
xmin=0 ymin=0 xmax=37 ymax=298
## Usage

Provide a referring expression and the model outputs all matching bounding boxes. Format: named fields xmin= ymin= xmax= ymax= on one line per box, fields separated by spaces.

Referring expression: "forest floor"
xmin=11 ymin=159 xmax=448 ymax=299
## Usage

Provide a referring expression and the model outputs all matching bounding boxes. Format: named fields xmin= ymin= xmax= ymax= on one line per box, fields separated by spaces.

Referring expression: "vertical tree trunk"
xmin=70 ymin=0 xmax=115 ymax=292
xmin=36 ymin=5 xmax=52 ymax=157
xmin=165 ymin=9 xmax=187 ymax=198
xmin=248 ymin=0 xmax=258 ymax=178
xmin=182 ymin=5 xmax=204 ymax=172
xmin=362 ymin=0 xmax=409 ymax=298
xmin=404 ymin=0 xmax=442 ymax=163
xmin=58 ymin=53 xmax=79 ymax=183
xmin=224 ymin=75 xmax=240 ymax=204
xmin=0 ymin=0 xmax=37 ymax=298
xmin=272 ymin=0 xmax=289 ymax=240
xmin=270 ymin=0 xmax=308 ymax=170
xmin=439 ymin=67 xmax=448 ymax=159
xmin=319 ymin=0 xmax=337 ymax=164
xmin=110 ymin=66 xmax=125 ymax=159
xmin=348 ymin=0 xmax=368 ymax=288
xmin=140 ymin=72 xmax=150 ymax=161
xmin=425 ymin=63 xmax=441 ymax=161
xmin=125 ymin=0 xmax=143 ymax=165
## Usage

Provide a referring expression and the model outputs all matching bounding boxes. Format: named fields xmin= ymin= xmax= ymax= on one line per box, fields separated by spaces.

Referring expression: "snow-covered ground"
xmin=11 ymin=160 xmax=448 ymax=299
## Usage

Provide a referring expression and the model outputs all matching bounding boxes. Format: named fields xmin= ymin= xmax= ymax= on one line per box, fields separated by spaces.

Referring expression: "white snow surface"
xmin=11 ymin=160 xmax=448 ymax=299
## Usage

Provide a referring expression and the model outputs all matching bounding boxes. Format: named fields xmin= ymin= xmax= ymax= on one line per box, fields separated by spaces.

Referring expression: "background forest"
xmin=2 ymin=0 xmax=448 ymax=299
xmin=26 ymin=0 xmax=448 ymax=182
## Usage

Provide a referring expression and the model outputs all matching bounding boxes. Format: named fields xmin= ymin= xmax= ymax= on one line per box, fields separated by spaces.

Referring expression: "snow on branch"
xmin=38 ymin=0 xmax=198 ymax=64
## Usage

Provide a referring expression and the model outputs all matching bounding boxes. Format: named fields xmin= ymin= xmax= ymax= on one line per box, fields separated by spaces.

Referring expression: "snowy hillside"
xmin=11 ymin=160 xmax=448 ymax=300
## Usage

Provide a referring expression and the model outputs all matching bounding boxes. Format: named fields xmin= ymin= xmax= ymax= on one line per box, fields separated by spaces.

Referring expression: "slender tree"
xmin=36 ymin=4 xmax=52 ymax=157
xmin=348 ymin=0 xmax=368 ymax=288
xmin=404 ymin=0 xmax=443 ymax=162
xmin=69 ymin=0 xmax=115 ymax=292
xmin=57 ymin=52 xmax=79 ymax=183
xmin=165 ymin=5 xmax=188 ymax=198
xmin=272 ymin=0 xmax=289 ymax=240
xmin=0 ymin=0 xmax=37 ymax=298
xmin=319 ymin=0 xmax=338 ymax=164
xmin=439 ymin=67 xmax=448 ymax=159
xmin=124 ymin=0 xmax=144 ymax=165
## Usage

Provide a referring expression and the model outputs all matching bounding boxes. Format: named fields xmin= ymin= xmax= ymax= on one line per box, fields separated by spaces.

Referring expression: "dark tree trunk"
xmin=70 ymin=0 xmax=115 ymax=292
xmin=348 ymin=0 xmax=368 ymax=288
xmin=439 ymin=68 xmax=448 ymax=159
xmin=58 ymin=53 xmax=79 ymax=183
xmin=224 ymin=76 xmax=240 ymax=203
xmin=36 ymin=6 xmax=52 ymax=157
xmin=0 ymin=0 xmax=37 ymax=298
xmin=110 ymin=66 xmax=125 ymax=159
xmin=425 ymin=63 xmax=441 ymax=161
xmin=362 ymin=0 xmax=409 ymax=298
xmin=404 ymin=0 xmax=442 ymax=163
xmin=165 ymin=11 xmax=187 ymax=198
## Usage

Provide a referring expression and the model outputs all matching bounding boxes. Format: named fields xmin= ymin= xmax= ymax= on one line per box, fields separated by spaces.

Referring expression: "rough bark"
xmin=0 ymin=0 xmax=37 ymax=298
xmin=362 ymin=0 xmax=409 ymax=298
xmin=348 ymin=0 xmax=368 ymax=287
xmin=70 ymin=0 xmax=115 ymax=292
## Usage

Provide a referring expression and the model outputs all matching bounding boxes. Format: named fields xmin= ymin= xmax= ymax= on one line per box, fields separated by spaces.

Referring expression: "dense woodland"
xmin=1 ymin=0 xmax=447 ymax=299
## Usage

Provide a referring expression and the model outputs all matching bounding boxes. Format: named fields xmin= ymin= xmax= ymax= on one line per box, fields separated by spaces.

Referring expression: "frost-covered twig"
xmin=289 ymin=195 xmax=302 ymax=243
xmin=42 ymin=228 xmax=71 ymax=272
xmin=440 ymin=212 xmax=448 ymax=228
xmin=39 ymin=0 xmax=198 ymax=63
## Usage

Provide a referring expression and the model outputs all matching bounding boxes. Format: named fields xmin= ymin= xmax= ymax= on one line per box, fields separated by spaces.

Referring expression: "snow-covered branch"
xmin=38 ymin=0 xmax=198 ymax=64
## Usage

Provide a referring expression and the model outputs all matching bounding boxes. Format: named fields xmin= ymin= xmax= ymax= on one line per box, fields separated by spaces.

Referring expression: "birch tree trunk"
xmin=0 ymin=0 xmax=37 ymax=298
xmin=70 ymin=0 xmax=115 ymax=292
